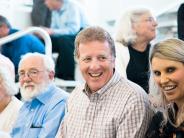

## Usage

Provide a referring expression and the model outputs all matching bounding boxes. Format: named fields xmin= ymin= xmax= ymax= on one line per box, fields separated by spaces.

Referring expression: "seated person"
xmin=34 ymin=0 xmax=89 ymax=80
xmin=0 ymin=15 xmax=45 ymax=76
xmin=0 ymin=54 xmax=23 ymax=133
xmin=31 ymin=0 xmax=51 ymax=27
xmin=146 ymin=38 xmax=184 ymax=138
xmin=114 ymin=8 xmax=157 ymax=93
xmin=11 ymin=53 xmax=69 ymax=138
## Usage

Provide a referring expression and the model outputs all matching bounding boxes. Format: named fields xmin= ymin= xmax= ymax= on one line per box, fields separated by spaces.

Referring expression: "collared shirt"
xmin=11 ymin=84 xmax=69 ymax=138
xmin=0 ymin=96 xmax=23 ymax=133
xmin=57 ymin=71 xmax=153 ymax=138
xmin=51 ymin=0 xmax=89 ymax=35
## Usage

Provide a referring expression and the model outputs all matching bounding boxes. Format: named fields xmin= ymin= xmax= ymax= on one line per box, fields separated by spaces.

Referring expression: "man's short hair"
xmin=74 ymin=26 xmax=116 ymax=60
xmin=18 ymin=53 xmax=55 ymax=73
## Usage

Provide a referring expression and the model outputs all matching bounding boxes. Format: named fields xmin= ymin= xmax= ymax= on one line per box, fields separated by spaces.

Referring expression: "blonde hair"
xmin=149 ymin=38 xmax=184 ymax=126
xmin=74 ymin=26 xmax=116 ymax=60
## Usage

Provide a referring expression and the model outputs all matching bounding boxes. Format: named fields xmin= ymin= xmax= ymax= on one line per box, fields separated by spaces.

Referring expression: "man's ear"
xmin=49 ymin=71 xmax=55 ymax=80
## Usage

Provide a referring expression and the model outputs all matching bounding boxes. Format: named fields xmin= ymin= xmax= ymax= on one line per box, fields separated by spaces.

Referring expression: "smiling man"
xmin=11 ymin=53 xmax=69 ymax=138
xmin=56 ymin=26 xmax=153 ymax=138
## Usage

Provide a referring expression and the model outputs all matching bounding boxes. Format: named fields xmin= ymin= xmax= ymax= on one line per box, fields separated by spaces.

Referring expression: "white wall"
xmin=85 ymin=0 xmax=184 ymax=32
xmin=0 ymin=0 xmax=183 ymax=31
xmin=0 ymin=0 xmax=32 ymax=29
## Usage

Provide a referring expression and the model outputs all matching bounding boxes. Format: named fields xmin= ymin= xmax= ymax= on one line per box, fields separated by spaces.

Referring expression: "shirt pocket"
xmin=29 ymin=127 xmax=42 ymax=138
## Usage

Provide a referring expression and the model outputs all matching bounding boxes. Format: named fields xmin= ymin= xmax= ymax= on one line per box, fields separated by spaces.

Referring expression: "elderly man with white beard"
xmin=11 ymin=53 xmax=69 ymax=138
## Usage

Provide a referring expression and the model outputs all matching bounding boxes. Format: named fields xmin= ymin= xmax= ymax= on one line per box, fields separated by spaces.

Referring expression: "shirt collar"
xmin=34 ymin=83 xmax=55 ymax=105
xmin=9 ymin=28 xmax=18 ymax=35
xmin=83 ymin=71 xmax=122 ymax=99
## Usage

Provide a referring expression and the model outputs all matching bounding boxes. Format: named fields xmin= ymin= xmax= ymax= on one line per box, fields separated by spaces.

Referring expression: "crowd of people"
xmin=0 ymin=1 xmax=184 ymax=138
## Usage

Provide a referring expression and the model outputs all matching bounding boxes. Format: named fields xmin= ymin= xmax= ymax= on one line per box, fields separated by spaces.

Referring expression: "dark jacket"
xmin=146 ymin=109 xmax=184 ymax=138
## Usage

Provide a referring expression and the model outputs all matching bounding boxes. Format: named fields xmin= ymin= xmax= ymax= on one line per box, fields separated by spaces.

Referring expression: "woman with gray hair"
xmin=146 ymin=38 xmax=184 ymax=137
xmin=0 ymin=54 xmax=23 ymax=133
xmin=114 ymin=7 xmax=157 ymax=93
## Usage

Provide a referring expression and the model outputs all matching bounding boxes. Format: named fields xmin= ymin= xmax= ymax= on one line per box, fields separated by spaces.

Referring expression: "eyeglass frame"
xmin=17 ymin=68 xmax=45 ymax=80
xmin=132 ymin=16 xmax=156 ymax=23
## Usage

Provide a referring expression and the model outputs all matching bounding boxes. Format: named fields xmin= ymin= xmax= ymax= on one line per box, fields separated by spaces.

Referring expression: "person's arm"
xmin=117 ymin=92 xmax=153 ymax=138
xmin=31 ymin=0 xmax=51 ymax=27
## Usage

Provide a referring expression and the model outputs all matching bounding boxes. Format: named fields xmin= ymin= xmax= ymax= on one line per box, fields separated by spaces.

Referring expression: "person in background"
xmin=0 ymin=15 xmax=45 ymax=76
xmin=0 ymin=54 xmax=23 ymax=133
xmin=41 ymin=0 xmax=89 ymax=80
xmin=31 ymin=0 xmax=51 ymax=27
xmin=56 ymin=26 xmax=153 ymax=138
xmin=177 ymin=3 xmax=184 ymax=41
xmin=44 ymin=0 xmax=89 ymax=36
xmin=114 ymin=8 xmax=157 ymax=93
xmin=11 ymin=53 xmax=69 ymax=138
xmin=146 ymin=38 xmax=184 ymax=138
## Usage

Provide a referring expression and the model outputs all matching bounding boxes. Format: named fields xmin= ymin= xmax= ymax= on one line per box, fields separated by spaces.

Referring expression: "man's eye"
xmin=19 ymin=72 xmax=25 ymax=76
xmin=29 ymin=69 xmax=39 ymax=75
xmin=99 ymin=56 xmax=107 ymax=61
xmin=83 ymin=57 xmax=91 ymax=62
xmin=30 ymin=71 xmax=37 ymax=74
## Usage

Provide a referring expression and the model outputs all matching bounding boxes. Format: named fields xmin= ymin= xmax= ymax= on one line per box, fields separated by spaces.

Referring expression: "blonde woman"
xmin=146 ymin=38 xmax=184 ymax=137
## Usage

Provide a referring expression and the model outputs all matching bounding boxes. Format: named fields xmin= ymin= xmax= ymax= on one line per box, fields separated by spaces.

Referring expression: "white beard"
xmin=20 ymin=81 xmax=49 ymax=102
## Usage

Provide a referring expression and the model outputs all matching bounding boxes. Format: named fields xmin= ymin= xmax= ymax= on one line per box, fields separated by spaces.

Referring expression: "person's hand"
xmin=41 ymin=27 xmax=54 ymax=35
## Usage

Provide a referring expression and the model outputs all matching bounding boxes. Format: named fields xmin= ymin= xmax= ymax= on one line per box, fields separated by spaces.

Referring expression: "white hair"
xmin=0 ymin=67 xmax=18 ymax=96
xmin=114 ymin=7 xmax=151 ymax=45
xmin=0 ymin=131 xmax=11 ymax=138
xmin=18 ymin=53 xmax=55 ymax=73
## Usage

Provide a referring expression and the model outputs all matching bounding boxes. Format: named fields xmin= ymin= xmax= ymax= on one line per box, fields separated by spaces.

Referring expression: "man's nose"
xmin=89 ymin=59 xmax=100 ymax=69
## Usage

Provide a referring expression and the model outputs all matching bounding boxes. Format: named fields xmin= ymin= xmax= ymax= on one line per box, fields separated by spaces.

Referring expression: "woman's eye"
xmin=167 ymin=67 xmax=175 ymax=73
xmin=153 ymin=71 xmax=160 ymax=76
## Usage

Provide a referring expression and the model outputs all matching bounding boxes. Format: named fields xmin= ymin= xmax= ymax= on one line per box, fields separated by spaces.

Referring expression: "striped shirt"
xmin=57 ymin=71 xmax=153 ymax=138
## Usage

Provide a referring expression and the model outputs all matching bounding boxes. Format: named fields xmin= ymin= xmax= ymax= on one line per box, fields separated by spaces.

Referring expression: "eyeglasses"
xmin=18 ymin=69 xmax=44 ymax=79
xmin=142 ymin=17 xmax=156 ymax=23
xmin=133 ymin=17 xmax=156 ymax=23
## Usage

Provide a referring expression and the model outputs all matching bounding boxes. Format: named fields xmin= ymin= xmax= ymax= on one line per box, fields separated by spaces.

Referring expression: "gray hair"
xmin=18 ymin=53 xmax=55 ymax=73
xmin=0 ymin=67 xmax=18 ymax=96
xmin=74 ymin=26 xmax=116 ymax=60
xmin=0 ymin=15 xmax=11 ymax=28
xmin=114 ymin=8 xmax=151 ymax=45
